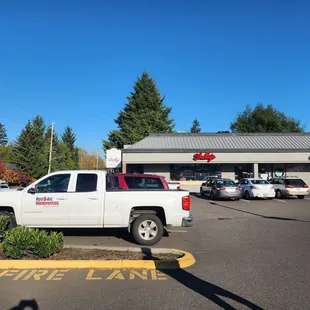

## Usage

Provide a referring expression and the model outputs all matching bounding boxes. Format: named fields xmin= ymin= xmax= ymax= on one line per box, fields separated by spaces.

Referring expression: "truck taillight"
xmin=182 ymin=196 xmax=191 ymax=211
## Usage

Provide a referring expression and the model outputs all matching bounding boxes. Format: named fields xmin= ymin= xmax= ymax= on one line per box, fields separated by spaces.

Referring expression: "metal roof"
xmin=123 ymin=133 xmax=310 ymax=153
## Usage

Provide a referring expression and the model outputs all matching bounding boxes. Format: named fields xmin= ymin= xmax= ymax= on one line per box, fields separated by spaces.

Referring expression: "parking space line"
xmin=241 ymin=199 xmax=250 ymax=203
xmin=274 ymin=199 xmax=286 ymax=203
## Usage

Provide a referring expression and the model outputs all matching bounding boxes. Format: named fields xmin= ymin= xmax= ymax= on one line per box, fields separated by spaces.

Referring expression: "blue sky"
xmin=1 ymin=0 xmax=310 ymax=154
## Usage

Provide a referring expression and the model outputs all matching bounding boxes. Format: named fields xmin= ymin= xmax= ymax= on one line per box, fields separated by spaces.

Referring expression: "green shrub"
xmin=2 ymin=226 xmax=64 ymax=259
xmin=0 ymin=215 xmax=10 ymax=235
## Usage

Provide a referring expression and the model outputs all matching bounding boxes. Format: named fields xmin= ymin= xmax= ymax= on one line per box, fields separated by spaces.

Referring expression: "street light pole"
xmin=48 ymin=122 xmax=55 ymax=174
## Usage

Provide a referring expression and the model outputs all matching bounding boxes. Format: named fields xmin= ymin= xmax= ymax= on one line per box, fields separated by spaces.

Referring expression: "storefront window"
xmin=234 ymin=164 xmax=253 ymax=182
xmin=170 ymin=164 xmax=222 ymax=181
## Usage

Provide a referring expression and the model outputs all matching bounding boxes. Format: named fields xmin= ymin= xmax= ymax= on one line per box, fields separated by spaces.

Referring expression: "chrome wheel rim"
xmin=138 ymin=220 xmax=158 ymax=241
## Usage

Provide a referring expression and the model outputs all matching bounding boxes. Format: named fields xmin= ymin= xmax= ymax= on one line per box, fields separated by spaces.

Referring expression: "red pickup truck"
xmin=106 ymin=173 xmax=172 ymax=190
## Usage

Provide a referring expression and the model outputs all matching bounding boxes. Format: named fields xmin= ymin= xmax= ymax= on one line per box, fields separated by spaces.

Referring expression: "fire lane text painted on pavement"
xmin=0 ymin=269 xmax=167 ymax=281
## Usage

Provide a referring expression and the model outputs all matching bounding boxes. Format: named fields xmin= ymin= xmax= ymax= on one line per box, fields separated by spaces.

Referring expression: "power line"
xmin=0 ymin=94 xmax=32 ymax=114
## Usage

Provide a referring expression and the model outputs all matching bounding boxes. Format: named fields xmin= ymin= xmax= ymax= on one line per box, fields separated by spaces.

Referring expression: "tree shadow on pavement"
xmin=9 ymin=299 xmax=39 ymax=310
xmin=192 ymin=193 xmax=309 ymax=222
xmin=208 ymin=201 xmax=310 ymax=223
xmin=141 ymin=248 xmax=264 ymax=310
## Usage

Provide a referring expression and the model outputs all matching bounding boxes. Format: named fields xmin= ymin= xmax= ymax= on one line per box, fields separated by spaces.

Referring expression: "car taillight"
xmin=177 ymin=186 xmax=180 ymax=190
xmin=304 ymin=185 xmax=309 ymax=188
xmin=219 ymin=187 xmax=226 ymax=191
xmin=285 ymin=185 xmax=294 ymax=188
xmin=236 ymin=187 xmax=241 ymax=191
xmin=182 ymin=196 xmax=191 ymax=211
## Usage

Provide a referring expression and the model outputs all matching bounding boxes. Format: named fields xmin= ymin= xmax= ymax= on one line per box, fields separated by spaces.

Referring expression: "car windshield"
xmin=216 ymin=180 xmax=235 ymax=186
xmin=251 ymin=180 xmax=269 ymax=185
xmin=285 ymin=179 xmax=306 ymax=186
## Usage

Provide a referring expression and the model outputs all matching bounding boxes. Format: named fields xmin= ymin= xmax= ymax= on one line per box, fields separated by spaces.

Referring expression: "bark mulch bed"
xmin=0 ymin=248 xmax=181 ymax=261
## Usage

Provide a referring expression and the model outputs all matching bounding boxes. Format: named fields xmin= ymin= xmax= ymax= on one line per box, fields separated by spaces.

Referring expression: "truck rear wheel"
xmin=131 ymin=214 xmax=164 ymax=246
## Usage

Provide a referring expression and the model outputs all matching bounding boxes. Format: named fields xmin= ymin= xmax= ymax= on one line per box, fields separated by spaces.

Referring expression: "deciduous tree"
xmin=230 ymin=104 xmax=305 ymax=133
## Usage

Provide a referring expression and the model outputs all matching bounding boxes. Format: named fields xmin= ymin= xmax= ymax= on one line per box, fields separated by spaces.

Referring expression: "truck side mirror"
xmin=28 ymin=187 xmax=36 ymax=194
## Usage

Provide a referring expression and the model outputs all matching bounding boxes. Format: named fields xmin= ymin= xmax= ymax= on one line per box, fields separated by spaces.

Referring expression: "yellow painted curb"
xmin=0 ymin=249 xmax=195 ymax=270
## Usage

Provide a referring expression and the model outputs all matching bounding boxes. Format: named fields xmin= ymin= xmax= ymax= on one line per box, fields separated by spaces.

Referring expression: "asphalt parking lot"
xmin=1 ymin=194 xmax=310 ymax=310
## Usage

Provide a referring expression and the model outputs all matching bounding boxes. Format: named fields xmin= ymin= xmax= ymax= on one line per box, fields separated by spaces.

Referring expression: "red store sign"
xmin=193 ymin=152 xmax=216 ymax=162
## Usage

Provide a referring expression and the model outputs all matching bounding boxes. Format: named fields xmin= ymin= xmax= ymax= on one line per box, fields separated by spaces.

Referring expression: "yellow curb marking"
xmin=0 ymin=249 xmax=195 ymax=270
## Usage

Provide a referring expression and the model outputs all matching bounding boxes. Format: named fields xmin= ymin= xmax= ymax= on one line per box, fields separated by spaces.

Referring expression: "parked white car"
xmin=269 ymin=177 xmax=309 ymax=199
xmin=238 ymin=178 xmax=275 ymax=199
xmin=0 ymin=170 xmax=192 ymax=245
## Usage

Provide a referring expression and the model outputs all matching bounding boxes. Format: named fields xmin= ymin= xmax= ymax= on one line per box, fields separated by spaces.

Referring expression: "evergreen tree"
xmin=62 ymin=126 xmax=76 ymax=151
xmin=190 ymin=119 xmax=201 ymax=133
xmin=61 ymin=126 xmax=78 ymax=168
xmin=13 ymin=116 xmax=47 ymax=179
xmin=53 ymin=142 xmax=76 ymax=171
xmin=0 ymin=123 xmax=8 ymax=146
xmin=103 ymin=71 xmax=175 ymax=150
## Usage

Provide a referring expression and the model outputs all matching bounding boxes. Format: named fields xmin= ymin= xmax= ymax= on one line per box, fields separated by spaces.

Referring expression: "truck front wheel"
xmin=131 ymin=214 xmax=164 ymax=246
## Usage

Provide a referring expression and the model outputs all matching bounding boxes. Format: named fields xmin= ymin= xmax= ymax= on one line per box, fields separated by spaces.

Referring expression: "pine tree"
xmin=13 ymin=116 xmax=47 ymax=179
xmin=103 ymin=71 xmax=174 ymax=151
xmin=61 ymin=126 xmax=78 ymax=168
xmin=0 ymin=123 xmax=8 ymax=146
xmin=54 ymin=142 xmax=76 ymax=171
xmin=190 ymin=119 xmax=201 ymax=133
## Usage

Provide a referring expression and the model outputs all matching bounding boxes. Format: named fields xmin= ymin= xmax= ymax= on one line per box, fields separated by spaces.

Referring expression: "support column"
xmin=122 ymin=163 xmax=127 ymax=173
xmin=253 ymin=163 xmax=259 ymax=178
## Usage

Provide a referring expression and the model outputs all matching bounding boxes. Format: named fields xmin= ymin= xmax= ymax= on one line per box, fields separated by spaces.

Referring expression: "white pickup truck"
xmin=0 ymin=170 xmax=192 ymax=245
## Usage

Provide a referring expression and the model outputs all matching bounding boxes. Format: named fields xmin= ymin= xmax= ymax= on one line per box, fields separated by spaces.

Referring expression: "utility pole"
xmin=96 ymin=152 xmax=99 ymax=170
xmin=48 ymin=122 xmax=55 ymax=174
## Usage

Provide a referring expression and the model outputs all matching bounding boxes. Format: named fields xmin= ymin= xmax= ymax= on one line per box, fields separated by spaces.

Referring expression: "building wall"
xmin=123 ymin=152 xmax=310 ymax=164
xmin=123 ymin=152 xmax=310 ymax=189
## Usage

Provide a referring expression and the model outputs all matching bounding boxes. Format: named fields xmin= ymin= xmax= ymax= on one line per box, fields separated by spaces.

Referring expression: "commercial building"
xmin=122 ymin=133 xmax=310 ymax=192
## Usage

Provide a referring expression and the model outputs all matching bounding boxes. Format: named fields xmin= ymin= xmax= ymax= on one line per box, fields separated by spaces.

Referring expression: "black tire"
xmin=131 ymin=214 xmax=164 ymax=246
xmin=244 ymin=191 xmax=250 ymax=200
xmin=276 ymin=190 xmax=282 ymax=199
xmin=210 ymin=191 xmax=215 ymax=200
xmin=297 ymin=195 xmax=305 ymax=199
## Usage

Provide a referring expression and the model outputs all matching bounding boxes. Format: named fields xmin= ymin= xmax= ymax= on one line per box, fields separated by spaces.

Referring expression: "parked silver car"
xmin=200 ymin=178 xmax=242 ymax=200
xmin=269 ymin=177 xmax=309 ymax=199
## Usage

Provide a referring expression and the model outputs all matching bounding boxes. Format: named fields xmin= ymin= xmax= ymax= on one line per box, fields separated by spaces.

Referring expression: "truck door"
xmin=21 ymin=173 xmax=73 ymax=226
xmin=69 ymin=172 xmax=103 ymax=226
